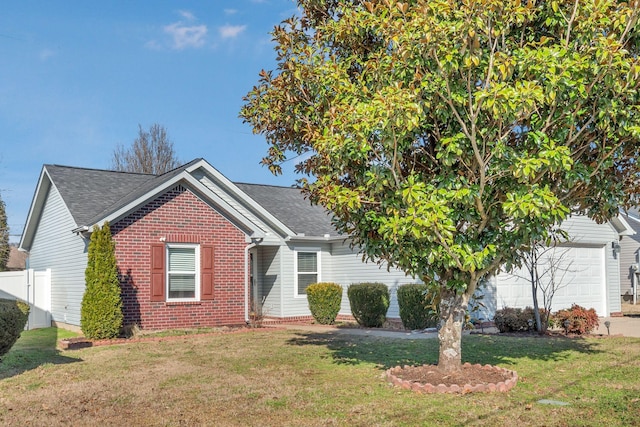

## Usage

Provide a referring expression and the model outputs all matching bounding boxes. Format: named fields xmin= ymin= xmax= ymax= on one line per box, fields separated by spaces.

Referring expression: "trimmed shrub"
xmin=347 ymin=283 xmax=389 ymax=328
xmin=0 ymin=298 xmax=29 ymax=358
xmin=306 ymin=282 xmax=343 ymax=325
xmin=397 ymin=284 xmax=438 ymax=330
xmin=552 ymin=304 xmax=599 ymax=334
xmin=81 ymin=222 xmax=123 ymax=339
xmin=493 ymin=307 xmax=537 ymax=333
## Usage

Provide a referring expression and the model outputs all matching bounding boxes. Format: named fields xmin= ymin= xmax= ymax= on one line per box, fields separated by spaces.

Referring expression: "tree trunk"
xmin=437 ymin=289 xmax=469 ymax=373
xmin=530 ymin=258 xmax=543 ymax=333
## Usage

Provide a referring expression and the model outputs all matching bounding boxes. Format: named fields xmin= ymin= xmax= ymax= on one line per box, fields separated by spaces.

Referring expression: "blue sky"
xmin=0 ymin=1 xmax=303 ymax=242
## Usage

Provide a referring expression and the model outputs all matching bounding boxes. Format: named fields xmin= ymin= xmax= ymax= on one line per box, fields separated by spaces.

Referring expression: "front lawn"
xmin=1 ymin=327 xmax=639 ymax=426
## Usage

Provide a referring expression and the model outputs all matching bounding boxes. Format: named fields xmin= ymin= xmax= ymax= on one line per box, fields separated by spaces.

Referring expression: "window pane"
xmin=169 ymin=247 xmax=195 ymax=271
xmin=169 ymin=274 xmax=195 ymax=298
xmin=298 ymin=273 xmax=317 ymax=295
xmin=297 ymin=252 xmax=317 ymax=273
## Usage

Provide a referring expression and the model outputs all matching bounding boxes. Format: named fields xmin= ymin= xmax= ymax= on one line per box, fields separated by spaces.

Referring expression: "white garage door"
xmin=494 ymin=245 xmax=606 ymax=316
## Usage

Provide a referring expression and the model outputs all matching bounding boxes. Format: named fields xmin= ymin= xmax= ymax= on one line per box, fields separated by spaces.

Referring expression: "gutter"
xmin=285 ymin=233 xmax=346 ymax=243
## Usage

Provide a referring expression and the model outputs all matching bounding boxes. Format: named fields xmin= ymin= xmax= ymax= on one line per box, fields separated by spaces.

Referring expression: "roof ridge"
xmin=155 ymin=158 xmax=203 ymax=177
xmin=46 ymin=164 xmax=155 ymax=177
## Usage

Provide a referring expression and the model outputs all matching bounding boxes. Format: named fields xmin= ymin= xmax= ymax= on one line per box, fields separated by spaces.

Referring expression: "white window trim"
xmin=294 ymin=248 xmax=321 ymax=298
xmin=166 ymin=243 xmax=201 ymax=302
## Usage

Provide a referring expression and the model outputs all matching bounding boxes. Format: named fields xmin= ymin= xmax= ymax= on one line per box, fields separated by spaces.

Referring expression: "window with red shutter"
xmin=166 ymin=244 xmax=199 ymax=301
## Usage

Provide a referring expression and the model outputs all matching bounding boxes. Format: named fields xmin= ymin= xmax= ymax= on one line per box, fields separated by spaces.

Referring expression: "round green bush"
xmin=306 ymin=282 xmax=343 ymax=325
xmin=347 ymin=283 xmax=390 ymax=328
xmin=397 ymin=283 xmax=438 ymax=330
xmin=0 ymin=298 xmax=30 ymax=358
xmin=493 ymin=306 xmax=544 ymax=333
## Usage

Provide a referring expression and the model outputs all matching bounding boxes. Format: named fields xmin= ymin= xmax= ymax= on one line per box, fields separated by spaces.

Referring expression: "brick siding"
xmin=111 ymin=185 xmax=248 ymax=330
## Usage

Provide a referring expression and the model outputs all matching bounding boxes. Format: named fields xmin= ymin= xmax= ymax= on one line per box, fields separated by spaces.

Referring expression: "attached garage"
xmin=493 ymin=245 xmax=606 ymax=316
xmin=476 ymin=215 xmax=634 ymax=320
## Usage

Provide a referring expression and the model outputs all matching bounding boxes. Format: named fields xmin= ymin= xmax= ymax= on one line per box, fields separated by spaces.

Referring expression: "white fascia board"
xmin=19 ymin=167 xmax=51 ymax=251
xmin=20 ymin=167 xmax=80 ymax=251
xmin=611 ymin=215 xmax=636 ymax=236
xmin=86 ymin=172 xmax=265 ymax=239
xmin=285 ymin=235 xmax=347 ymax=243
xmin=188 ymin=159 xmax=298 ymax=238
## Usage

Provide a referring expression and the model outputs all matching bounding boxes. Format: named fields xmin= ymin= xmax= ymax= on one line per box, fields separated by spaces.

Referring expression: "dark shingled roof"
xmin=234 ymin=183 xmax=340 ymax=237
xmin=82 ymin=159 xmax=202 ymax=226
xmin=46 ymin=165 xmax=155 ymax=226
xmin=45 ymin=160 xmax=339 ymax=237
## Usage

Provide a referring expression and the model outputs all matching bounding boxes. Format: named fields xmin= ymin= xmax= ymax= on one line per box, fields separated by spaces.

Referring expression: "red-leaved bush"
xmin=552 ymin=304 xmax=599 ymax=334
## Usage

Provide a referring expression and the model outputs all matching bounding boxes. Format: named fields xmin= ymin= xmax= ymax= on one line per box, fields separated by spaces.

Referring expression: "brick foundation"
xmin=111 ymin=185 xmax=248 ymax=330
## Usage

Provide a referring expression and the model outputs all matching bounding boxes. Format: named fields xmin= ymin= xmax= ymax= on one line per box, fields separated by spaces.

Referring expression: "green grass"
xmin=1 ymin=328 xmax=639 ymax=426
xmin=0 ymin=327 xmax=80 ymax=380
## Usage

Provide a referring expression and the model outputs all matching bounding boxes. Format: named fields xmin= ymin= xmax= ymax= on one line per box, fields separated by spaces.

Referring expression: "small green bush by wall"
xmin=0 ymin=298 xmax=30 ymax=358
xmin=306 ymin=282 xmax=343 ymax=325
xmin=347 ymin=283 xmax=389 ymax=328
xmin=81 ymin=222 xmax=123 ymax=339
xmin=397 ymin=284 xmax=438 ymax=330
xmin=493 ymin=306 xmax=549 ymax=333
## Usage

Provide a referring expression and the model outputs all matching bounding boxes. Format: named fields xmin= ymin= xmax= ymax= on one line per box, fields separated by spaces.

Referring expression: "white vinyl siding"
xmin=28 ymin=185 xmax=88 ymax=326
xmin=258 ymin=246 xmax=282 ymax=317
xmin=562 ymin=215 xmax=622 ymax=315
xmin=279 ymin=244 xmax=331 ymax=317
xmin=619 ymin=215 xmax=640 ymax=300
xmin=329 ymin=243 xmax=417 ymax=318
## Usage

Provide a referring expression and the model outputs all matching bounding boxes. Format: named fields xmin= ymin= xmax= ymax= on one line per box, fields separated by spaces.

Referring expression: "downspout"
xmin=634 ymin=270 xmax=638 ymax=306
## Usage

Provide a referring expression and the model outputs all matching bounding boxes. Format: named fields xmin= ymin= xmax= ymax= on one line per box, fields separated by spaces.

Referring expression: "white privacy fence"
xmin=0 ymin=269 xmax=51 ymax=330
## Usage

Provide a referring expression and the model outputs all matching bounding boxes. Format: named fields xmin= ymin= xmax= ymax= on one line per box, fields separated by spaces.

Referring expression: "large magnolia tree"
xmin=241 ymin=0 xmax=640 ymax=372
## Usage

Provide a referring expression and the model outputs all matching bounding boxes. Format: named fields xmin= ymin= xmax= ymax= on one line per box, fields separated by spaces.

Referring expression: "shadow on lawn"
xmin=0 ymin=328 xmax=81 ymax=380
xmin=286 ymin=332 xmax=601 ymax=369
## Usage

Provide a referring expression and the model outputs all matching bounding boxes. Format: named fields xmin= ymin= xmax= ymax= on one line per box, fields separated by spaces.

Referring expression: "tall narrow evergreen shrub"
xmin=80 ymin=222 xmax=123 ymax=339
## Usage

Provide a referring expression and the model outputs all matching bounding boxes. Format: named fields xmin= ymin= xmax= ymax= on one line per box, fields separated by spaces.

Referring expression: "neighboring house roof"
xmin=621 ymin=210 xmax=640 ymax=236
xmin=6 ymin=246 xmax=27 ymax=271
xmin=235 ymin=183 xmax=339 ymax=237
xmin=626 ymin=207 xmax=640 ymax=219
xmin=20 ymin=159 xmax=340 ymax=250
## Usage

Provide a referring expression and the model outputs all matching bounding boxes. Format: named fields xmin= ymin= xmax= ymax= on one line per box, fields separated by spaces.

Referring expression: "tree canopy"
xmin=241 ymin=0 xmax=640 ymax=371
xmin=111 ymin=123 xmax=181 ymax=175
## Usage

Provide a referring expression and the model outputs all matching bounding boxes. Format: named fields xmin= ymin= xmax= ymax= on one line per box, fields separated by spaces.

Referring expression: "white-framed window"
xmin=166 ymin=244 xmax=200 ymax=301
xmin=295 ymin=249 xmax=320 ymax=297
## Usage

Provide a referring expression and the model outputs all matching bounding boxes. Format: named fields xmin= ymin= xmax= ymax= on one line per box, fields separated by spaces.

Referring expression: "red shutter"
xmin=150 ymin=244 xmax=166 ymax=302
xmin=201 ymin=245 xmax=215 ymax=300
